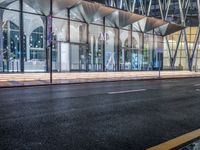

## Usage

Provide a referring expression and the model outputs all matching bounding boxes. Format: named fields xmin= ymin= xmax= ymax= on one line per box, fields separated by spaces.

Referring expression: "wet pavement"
xmin=178 ymin=139 xmax=200 ymax=150
xmin=1 ymin=78 xmax=200 ymax=150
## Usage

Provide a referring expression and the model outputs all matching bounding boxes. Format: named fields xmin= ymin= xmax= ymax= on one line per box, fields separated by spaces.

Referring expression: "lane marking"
xmin=194 ymin=84 xmax=200 ymax=87
xmin=147 ymin=128 xmax=200 ymax=150
xmin=108 ymin=89 xmax=146 ymax=94
xmin=196 ymin=89 xmax=200 ymax=92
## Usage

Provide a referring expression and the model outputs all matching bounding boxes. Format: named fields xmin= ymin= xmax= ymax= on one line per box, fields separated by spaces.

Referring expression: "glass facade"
xmin=0 ymin=0 xmax=165 ymax=74
xmin=0 ymin=0 xmax=199 ymax=85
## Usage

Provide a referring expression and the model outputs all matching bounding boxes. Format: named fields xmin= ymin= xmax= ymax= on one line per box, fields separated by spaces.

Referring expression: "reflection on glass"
xmin=89 ymin=25 xmax=103 ymax=71
xmin=154 ymin=36 xmax=163 ymax=70
xmin=52 ymin=18 xmax=69 ymax=72
xmin=164 ymin=30 xmax=187 ymax=70
xmin=132 ymin=32 xmax=142 ymax=71
xmin=24 ymin=13 xmax=46 ymax=72
xmin=53 ymin=18 xmax=68 ymax=42
xmin=70 ymin=44 xmax=87 ymax=71
xmin=0 ymin=0 xmax=19 ymax=10
xmin=143 ymin=33 xmax=153 ymax=70
xmin=70 ymin=21 xmax=87 ymax=43
xmin=119 ymin=29 xmax=131 ymax=70
xmin=105 ymin=27 xmax=118 ymax=71
xmin=1 ymin=9 xmax=20 ymax=72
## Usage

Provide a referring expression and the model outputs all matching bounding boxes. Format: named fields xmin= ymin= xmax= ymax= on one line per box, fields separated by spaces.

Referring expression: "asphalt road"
xmin=1 ymin=78 xmax=200 ymax=150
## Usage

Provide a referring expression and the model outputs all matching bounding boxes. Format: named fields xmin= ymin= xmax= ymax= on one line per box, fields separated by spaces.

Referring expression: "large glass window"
xmin=132 ymin=32 xmax=143 ymax=71
xmin=143 ymin=33 xmax=154 ymax=70
xmin=70 ymin=21 xmax=87 ymax=43
xmin=164 ymin=30 xmax=188 ymax=70
xmin=70 ymin=44 xmax=87 ymax=71
xmin=0 ymin=9 xmax=20 ymax=72
xmin=23 ymin=13 xmax=46 ymax=72
xmin=23 ymin=0 xmax=50 ymax=15
xmin=105 ymin=27 xmax=118 ymax=71
xmin=119 ymin=29 xmax=131 ymax=70
xmin=53 ymin=18 xmax=68 ymax=42
xmin=193 ymin=44 xmax=200 ymax=71
xmin=88 ymin=24 xmax=103 ymax=71
xmin=154 ymin=35 xmax=163 ymax=70
xmin=163 ymin=37 xmax=171 ymax=70
xmin=52 ymin=18 xmax=69 ymax=72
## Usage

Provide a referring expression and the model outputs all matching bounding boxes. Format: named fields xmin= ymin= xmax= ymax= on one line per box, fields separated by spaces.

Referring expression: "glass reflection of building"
xmin=0 ymin=0 xmax=198 ymax=74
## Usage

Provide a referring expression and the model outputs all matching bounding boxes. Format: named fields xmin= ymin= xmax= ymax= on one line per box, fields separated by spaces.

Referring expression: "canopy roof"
xmin=0 ymin=0 xmax=184 ymax=36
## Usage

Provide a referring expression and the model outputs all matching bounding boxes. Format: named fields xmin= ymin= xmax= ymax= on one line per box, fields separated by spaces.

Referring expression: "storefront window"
xmin=70 ymin=21 xmax=87 ymax=43
xmin=89 ymin=25 xmax=103 ymax=71
xmin=52 ymin=18 xmax=69 ymax=72
xmin=119 ymin=29 xmax=131 ymax=70
xmin=131 ymin=32 xmax=142 ymax=71
xmin=105 ymin=27 xmax=118 ymax=71
xmin=154 ymin=35 xmax=163 ymax=70
xmin=143 ymin=33 xmax=154 ymax=70
xmin=23 ymin=13 xmax=46 ymax=72
xmin=0 ymin=9 xmax=20 ymax=72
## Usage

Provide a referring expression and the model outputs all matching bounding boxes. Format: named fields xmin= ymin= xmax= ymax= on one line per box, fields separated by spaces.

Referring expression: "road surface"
xmin=1 ymin=78 xmax=200 ymax=150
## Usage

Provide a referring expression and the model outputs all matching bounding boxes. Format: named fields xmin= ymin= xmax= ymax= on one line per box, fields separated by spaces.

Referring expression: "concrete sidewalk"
xmin=0 ymin=71 xmax=200 ymax=87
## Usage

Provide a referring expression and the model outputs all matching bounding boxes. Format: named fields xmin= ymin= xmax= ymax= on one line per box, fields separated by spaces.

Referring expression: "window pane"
xmin=23 ymin=13 xmax=46 ymax=72
xmin=89 ymin=24 xmax=103 ymax=71
xmin=143 ymin=33 xmax=153 ymax=70
xmin=70 ymin=21 xmax=87 ymax=43
xmin=23 ymin=0 xmax=50 ymax=15
xmin=0 ymin=0 xmax=19 ymax=10
xmin=0 ymin=9 xmax=20 ymax=72
xmin=105 ymin=27 xmax=118 ymax=71
xmin=132 ymin=32 xmax=143 ymax=70
xmin=53 ymin=18 xmax=68 ymax=42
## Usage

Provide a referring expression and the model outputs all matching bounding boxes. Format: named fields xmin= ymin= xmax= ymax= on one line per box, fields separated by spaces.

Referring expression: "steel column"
xmin=0 ymin=9 xmax=3 ymax=72
xmin=178 ymin=0 xmax=191 ymax=70
xmin=103 ymin=17 xmax=105 ymax=71
xmin=19 ymin=0 xmax=24 ymax=72
xmin=49 ymin=0 xmax=53 ymax=83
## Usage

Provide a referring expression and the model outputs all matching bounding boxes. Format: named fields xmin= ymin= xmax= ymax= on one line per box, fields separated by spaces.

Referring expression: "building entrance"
xmin=70 ymin=44 xmax=88 ymax=71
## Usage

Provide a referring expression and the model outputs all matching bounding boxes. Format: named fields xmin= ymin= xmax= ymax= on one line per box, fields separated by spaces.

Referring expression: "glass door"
xmin=70 ymin=44 xmax=88 ymax=71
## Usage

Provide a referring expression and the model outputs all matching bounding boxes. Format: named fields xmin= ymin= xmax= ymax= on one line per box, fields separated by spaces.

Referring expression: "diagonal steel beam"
xmin=164 ymin=0 xmax=171 ymax=20
xmin=139 ymin=0 xmax=145 ymax=15
xmin=158 ymin=0 xmax=164 ymax=19
xmin=131 ymin=0 xmax=136 ymax=12
xmin=190 ymin=28 xmax=200 ymax=70
xmin=147 ymin=0 xmax=152 ymax=16
xmin=178 ymin=0 xmax=191 ymax=70
xmin=162 ymin=0 xmax=173 ymax=68
xmin=165 ymin=36 xmax=173 ymax=67
xmin=172 ymin=30 xmax=182 ymax=68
